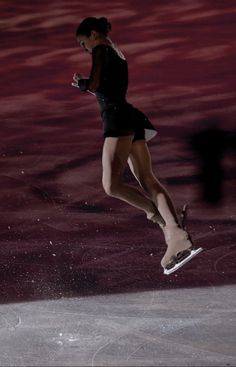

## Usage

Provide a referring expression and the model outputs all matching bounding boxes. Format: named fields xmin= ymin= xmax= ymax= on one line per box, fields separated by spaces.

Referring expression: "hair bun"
xmin=98 ymin=17 xmax=112 ymax=33
xmin=76 ymin=17 xmax=112 ymax=37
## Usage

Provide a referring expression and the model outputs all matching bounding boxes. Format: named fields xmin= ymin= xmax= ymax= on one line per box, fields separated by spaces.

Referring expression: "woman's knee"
xmin=102 ymin=178 xmax=121 ymax=197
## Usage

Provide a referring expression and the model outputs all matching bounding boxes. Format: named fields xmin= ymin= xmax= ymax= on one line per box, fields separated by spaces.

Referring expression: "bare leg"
xmin=127 ymin=140 xmax=194 ymax=268
xmin=102 ymin=136 xmax=165 ymax=225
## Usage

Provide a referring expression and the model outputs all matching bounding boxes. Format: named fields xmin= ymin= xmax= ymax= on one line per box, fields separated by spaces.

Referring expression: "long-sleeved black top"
xmin=78 ymin=44 xmax=128 ymax=109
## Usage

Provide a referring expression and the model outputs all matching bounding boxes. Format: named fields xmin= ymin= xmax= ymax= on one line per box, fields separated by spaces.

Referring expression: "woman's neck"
xmin=94 ymin=36 xmax=113 ymax=47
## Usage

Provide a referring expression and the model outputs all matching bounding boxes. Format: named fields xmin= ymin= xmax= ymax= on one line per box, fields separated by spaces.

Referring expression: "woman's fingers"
xmin=73 ymin=74 xmax=78 ymax=82
xmin=73 ymin=73 xmax=83 ymax=82
xmin=71 ymin=82 xmax=80 ymax=88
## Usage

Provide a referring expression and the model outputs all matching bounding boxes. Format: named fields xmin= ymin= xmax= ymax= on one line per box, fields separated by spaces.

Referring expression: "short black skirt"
xmin=100 ymin=101 xmax=157 ymax=142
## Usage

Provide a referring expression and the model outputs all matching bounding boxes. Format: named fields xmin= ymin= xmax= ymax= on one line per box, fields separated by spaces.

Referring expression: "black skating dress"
xmin=78 ymin=43 xmax=157 ymax=142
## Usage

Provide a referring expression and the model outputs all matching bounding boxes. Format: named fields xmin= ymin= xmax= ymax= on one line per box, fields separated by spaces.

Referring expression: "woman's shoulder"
xmin=93 ymin=43 xmax=110 ymax=52
xmin=93 ymin=43 xmax=126 ymax=61
xmin=92 ymin=43 xmax=110 ymax=57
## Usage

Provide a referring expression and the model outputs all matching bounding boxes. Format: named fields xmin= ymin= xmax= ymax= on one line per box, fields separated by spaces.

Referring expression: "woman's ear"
xmin=90 ymin=30 xmax=98 ymax=40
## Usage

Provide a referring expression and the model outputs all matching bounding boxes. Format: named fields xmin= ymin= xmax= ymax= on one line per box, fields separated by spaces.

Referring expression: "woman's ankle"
xmin=162 ymin=224 xmax=189 ymax=243
xmin=147 ymin=212 xmax=165 ymax=226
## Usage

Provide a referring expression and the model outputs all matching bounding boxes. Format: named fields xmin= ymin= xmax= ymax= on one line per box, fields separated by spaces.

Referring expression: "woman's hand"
xmin=73 ymin=73 xmax=83 ymax=82
xmin=71 ymin=73 xmax=83 ymax=88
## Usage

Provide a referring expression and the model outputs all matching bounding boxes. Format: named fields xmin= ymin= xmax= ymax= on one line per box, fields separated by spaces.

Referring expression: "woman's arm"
xmin=78 ymin=45 xmax=106 ymax=93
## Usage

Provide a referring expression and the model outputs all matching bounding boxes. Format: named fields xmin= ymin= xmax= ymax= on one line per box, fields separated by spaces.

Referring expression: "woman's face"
xmin=77 ymin=31 xmax=98 ymax=53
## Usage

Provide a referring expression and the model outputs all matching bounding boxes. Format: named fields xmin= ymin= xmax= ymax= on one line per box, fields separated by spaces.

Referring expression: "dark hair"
xmin=76 ymin=17 xmax=111 ymax=37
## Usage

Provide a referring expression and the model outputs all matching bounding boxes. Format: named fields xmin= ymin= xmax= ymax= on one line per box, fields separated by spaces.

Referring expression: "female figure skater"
xmin=72 ymin=17 xmax=202 ymax=275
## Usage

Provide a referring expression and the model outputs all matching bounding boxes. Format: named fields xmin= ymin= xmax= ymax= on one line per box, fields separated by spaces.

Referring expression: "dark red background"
xmin=0 ymin=0 xmax=235 ymax=303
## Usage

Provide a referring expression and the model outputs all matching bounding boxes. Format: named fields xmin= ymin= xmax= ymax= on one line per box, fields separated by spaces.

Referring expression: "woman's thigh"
xmin=128 ymin=140 xmax=164 ymax=197
xmin=102 ymin=135 xmax=134 ymax=186
xmin=128 ymin=140 xmax=154 ymax=179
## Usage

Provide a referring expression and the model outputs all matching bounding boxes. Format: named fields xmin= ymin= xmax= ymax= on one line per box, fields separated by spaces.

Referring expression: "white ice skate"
xmin=163 ymin=246 xmax=203 ymax=275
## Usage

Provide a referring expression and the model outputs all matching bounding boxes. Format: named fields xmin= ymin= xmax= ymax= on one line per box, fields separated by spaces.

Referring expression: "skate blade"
xmin=163 ymin=247 xmax=203 ymax=275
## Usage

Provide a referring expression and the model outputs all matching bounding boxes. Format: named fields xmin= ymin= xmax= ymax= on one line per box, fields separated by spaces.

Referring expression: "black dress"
xmin=78 ymin=44 xmax=157 ymax=142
